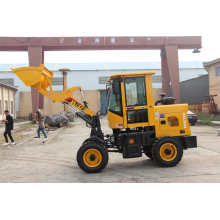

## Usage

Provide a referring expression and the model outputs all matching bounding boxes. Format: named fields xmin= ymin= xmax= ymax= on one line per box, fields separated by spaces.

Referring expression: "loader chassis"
xmin=11 ymin=65 xmax=197 ymax=174
xmin=79 ymin=72 xmax=197 ymax=172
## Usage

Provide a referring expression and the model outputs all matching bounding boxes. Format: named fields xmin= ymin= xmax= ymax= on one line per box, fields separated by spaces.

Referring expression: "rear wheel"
xmin=191 ymin=122 xmax=195 ymax=126
xmin=77 ymin=141 xmax=109 ymax=173
xmin=152 ymin=136 xmax=183 ymax=167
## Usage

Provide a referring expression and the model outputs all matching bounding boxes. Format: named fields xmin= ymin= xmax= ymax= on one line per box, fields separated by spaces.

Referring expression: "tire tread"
xmin=151 ymin=136 xmax=183 ymax=167
xmin=77 ymin=141 xmax=109 ymax=173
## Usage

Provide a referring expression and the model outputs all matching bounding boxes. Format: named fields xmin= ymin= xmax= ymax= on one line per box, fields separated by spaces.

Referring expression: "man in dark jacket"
xmin=3 ymin=110 xmax=15 ymax=146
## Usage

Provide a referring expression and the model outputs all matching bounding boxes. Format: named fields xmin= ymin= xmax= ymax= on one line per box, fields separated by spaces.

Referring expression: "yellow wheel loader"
xmin=11 ymin=64 xmax=197 ymax=173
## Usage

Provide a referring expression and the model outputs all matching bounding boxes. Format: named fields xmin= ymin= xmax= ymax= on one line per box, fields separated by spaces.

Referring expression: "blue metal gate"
xmin=100 ymin=90 xmax=108 ymax=115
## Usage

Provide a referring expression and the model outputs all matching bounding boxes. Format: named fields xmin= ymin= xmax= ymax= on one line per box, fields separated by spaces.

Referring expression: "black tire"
xmin=77 ymin=141 xmax=109 ymax=173
xmin=29 ymin=113 xmax=32 ymax=121
xmin=191 ymin=123 xmax=195 ymax=126
xmin=143 ymin=146 xmax=153 ymax=159
xmin=151 ymin=136 xmax=183 ymax=167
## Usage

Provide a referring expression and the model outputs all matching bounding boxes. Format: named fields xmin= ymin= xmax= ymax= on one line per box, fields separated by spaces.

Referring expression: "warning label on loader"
xmin=65 ymin=97 xmax=86 ymax=111
xmin=183 ymin=112 xmax=187 ymax=129
xmin=116 ymin=124 xmax=123 ymax=128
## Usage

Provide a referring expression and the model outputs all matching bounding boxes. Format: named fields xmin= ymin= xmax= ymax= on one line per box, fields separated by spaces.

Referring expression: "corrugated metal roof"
xmin=0 ymin=81 xmax=18 ymax=90
xmin=0 ymin=61 xmax=205 ymax=72
xmin=106 ymin=62 xmax=160 ymax=70
xmin=203 ymin=58 xmax=220 ymax=67
xmin=56 ymin=63 xmax=106 ymax=71
xmin=179 ymin=61 xmax=204 ymax=69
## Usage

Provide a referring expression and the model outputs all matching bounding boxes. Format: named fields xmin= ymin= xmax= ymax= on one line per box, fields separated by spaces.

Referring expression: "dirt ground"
xmin=0 ymin=116 xmax=220 ymax=183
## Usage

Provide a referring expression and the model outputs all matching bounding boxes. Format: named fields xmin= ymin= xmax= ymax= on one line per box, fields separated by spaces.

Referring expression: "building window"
xmin=215 ymin=66 xmax=220 ymax=77
xmin=51 ymin=78 xmax=63 ymax=85
xmin=0 ymin=100 xmax=2 ymax=114
xmin=0 ymin=78 xmax=14 ymax=85
xmin=11 ymin=101 xmax=13 ymax=114
xmin=99 ymin=77 xmax=109 ymax=84
xmin=152 ymin=75 xmax=162 ymax=83
xmin=5 ymin=101 xmax=8 ymax=111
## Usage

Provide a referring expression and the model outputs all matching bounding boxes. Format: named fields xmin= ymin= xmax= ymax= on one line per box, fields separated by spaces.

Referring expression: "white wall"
xmin=0 ymin=68 xmax=208 ymax=112
xmin=179 ymin=69 xmax=208 ymax=82
xmin=55 ymin=69 xmax=164 ymax=90
xmin=61 ymin=68 xmax=208 ymax=90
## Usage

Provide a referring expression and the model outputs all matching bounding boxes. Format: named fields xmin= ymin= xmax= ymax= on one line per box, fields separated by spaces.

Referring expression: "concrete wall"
xmin=18 ymin=88 xmax=162 ymax=117
xmin=205 ymin=62 xmax=220 ymax=110
xmin=0 ymin=72 xmax=31 ymax=112
xmin=153 ymin=88 xmax=163 ymax=104
xmin=18 ymin=92 xmax=32 ymax=117
xmin=0 ymin=84 xmax=17 ymax=120
xmin=18 ymin=90 xmax=100 ymax=117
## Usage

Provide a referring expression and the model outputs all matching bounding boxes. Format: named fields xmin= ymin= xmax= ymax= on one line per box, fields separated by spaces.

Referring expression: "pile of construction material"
xmin=44 ymin=111 xmax=75 ymax=128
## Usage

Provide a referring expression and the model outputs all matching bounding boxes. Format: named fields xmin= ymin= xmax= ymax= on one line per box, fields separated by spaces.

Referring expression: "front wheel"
xmin=77 ymin=141 xmax=109 ymax=173
xmin=152 ymin=136 xmax=183 ymax=167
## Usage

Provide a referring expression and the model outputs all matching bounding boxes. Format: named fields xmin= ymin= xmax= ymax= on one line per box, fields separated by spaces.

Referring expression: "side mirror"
xmin=112 ymin=82 xmax=120 ymax=94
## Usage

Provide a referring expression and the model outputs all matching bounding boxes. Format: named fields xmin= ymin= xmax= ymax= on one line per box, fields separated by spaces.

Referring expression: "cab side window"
xmin=109 ymin=78 xmax=122 ymax=116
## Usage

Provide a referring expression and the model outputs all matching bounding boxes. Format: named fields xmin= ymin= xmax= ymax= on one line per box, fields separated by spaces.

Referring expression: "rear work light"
xmin=129 ymin=139 xmax=134 ymax=144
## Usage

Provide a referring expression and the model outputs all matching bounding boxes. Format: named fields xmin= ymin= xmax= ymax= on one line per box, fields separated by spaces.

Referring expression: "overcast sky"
xmin=0 ymin=0 xmax=219 ymax=64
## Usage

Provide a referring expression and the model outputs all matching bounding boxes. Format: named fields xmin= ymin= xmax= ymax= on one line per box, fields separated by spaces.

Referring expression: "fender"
xmin=83 ymin=136 xmax=105 ymax=146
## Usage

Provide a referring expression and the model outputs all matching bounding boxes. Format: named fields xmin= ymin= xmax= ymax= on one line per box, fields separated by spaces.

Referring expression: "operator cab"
xmin=106 ymin=72 xmax=156 ymax=129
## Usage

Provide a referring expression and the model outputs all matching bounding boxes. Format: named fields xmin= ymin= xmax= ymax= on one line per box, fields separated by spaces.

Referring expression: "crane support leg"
xmin=165 ymin=46 xmax=181 ymax=104
xmin=161 ymin=55 xmax=170 ymax=96
xmin=28 ymin=47 xmax=44 ymax=113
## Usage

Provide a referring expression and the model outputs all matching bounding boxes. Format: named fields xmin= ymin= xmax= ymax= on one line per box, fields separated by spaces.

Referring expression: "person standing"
xmin=3 ymin=110 xmax=15 ymax=146
xmin=36 ymin=111 xmax=47 ymax=141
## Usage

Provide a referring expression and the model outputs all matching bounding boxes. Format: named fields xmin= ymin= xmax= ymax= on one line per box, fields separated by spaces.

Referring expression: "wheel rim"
xmin=83 ymin=148 xmax=102 ymax=167
xmin=160 ymin=143 xmax=177 ymax=161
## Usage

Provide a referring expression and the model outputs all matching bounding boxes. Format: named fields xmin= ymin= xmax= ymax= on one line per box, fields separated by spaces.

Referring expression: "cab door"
xmin=123 ymin=76 xmax=150 ymax=128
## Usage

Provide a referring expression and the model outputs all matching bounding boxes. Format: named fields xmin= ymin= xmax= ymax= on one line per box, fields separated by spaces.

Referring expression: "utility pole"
xmin=59 ymin=68 xmax=70 ymax=112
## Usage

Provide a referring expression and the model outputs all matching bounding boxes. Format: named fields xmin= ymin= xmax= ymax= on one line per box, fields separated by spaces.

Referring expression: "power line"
xmin=13 ymin=37 xmax=32 ymax=43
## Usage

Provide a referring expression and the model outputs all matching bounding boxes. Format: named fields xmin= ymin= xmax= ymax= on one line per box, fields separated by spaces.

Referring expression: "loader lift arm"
xmin=11 ymin=64 xmax=104 ymax=139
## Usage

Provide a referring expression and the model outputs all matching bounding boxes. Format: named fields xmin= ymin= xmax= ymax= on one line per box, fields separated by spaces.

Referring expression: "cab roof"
xmin=109 ymin=71 xmax=156 ymax=80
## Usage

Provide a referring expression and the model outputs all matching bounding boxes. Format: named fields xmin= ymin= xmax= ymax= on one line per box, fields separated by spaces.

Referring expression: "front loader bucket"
xmin=11 ymin=64 xmax=96 ymax=116
xmin=11 ymin=64 xmax=53 ymax=91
